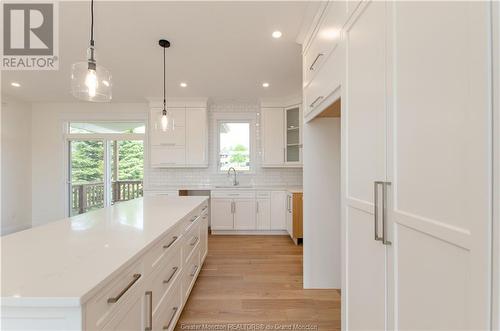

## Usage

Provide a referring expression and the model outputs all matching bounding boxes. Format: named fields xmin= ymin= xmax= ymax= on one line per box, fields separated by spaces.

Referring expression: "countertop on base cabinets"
xmin=0 ymin=196 xmax=208 ymax=307
xmin=146 ymin=185 xmax=303 ymax=193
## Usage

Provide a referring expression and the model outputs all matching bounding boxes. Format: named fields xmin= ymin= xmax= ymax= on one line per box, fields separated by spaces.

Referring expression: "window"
xmin=66 ymin=121 xmax=145 ymax=216
xmin=218 ymin=122 xmax=251 ymax=171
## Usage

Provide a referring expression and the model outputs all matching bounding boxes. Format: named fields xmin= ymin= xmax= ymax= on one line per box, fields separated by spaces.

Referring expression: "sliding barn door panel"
xmin=388 ymin=2 xmax=492 ymax=329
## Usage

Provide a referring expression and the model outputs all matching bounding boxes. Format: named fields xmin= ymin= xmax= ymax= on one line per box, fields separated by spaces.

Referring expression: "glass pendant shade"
xmin=71 ymin=47 xmax=112 ymax=102
xmin=160 ymin=109 xmax=174 ymax=131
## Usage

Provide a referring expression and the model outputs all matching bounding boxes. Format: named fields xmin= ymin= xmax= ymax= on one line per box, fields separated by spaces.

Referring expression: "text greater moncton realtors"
xmin=2 ymin=56 xmax=57 ymax=69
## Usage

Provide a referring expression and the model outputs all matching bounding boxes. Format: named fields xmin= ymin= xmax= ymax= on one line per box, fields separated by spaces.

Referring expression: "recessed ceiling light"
xmin=262 ymin=82 xmax=270 ymax=88
xmin=11 ymin=82 xmax=21 ymax=87
xmin=272 ymin=31 xmax=282 ymax=39
xmin=180 ymin=82 xmax=187 ymax=88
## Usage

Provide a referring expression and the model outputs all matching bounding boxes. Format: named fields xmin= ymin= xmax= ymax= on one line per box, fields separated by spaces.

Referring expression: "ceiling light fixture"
xmin=159 ymin=39 xmax=174 ymax=132
xmin=272 ymin=31 xmax=282 ymax=39
xmin=262 ymin=82 xmax=270 ymax=88
xmin=11 ymin=82 xmax=21 ymax=87
xmin=180 ymin=82 xmax=187 ymax=88
xmin=71 ymin=0 xmax=112 ymax=102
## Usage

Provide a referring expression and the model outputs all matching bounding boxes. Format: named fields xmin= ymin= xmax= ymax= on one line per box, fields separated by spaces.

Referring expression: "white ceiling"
xmin=2 ymin=1 xmax=312 ymax=103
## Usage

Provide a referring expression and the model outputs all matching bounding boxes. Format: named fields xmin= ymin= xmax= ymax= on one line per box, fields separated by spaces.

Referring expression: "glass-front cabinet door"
xmin=285 ymin=105 xmax=302 ymax=164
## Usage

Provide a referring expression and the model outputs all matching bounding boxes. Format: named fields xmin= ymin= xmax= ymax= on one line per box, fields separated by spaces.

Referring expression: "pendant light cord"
xmin=163 ymin=47 xmax=166 ymax=111
xmin=90 ymin=0 xmax=94 ymax=46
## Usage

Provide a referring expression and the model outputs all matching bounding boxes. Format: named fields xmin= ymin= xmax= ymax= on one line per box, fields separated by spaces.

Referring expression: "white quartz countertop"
xmin=147 ymin=185 xmax=303 ymax=193
xmin=1 ymin=196 xmax=207 ymax=307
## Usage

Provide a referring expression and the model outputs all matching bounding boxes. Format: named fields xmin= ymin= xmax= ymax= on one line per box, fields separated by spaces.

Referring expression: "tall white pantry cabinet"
xmin=303 ymin=1 xmax=495 ymax=330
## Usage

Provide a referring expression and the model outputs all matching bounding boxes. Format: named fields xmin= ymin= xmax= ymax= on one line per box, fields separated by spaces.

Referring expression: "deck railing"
xmin=71 ymin=180 xmax=143 ymax=214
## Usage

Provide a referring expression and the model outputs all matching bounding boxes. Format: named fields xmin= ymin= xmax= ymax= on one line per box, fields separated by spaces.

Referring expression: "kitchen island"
xmin=1 ymin=196 xmax=209 ymax=331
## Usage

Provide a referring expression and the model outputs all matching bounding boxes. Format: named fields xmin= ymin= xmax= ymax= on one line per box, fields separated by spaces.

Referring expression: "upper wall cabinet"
xmin=302 ymin=0 xmax=349 ymax=119
xmin=261 ymin=105 xmax=302 ymax=167
xmin=149 ymin=103 xmax=208 ymax=168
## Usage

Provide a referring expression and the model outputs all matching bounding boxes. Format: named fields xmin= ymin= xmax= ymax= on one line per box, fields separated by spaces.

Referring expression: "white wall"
xmin=1 ymin=95 xmax=32 ymax=235
xmin=30 ymin=102 xmax=148 ymax=226
xmin=303 ymin=117 xmax=341 ymax=288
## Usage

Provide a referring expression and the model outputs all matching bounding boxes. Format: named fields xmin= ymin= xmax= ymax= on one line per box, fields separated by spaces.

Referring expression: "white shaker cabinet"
xmin=256 ymin=192 xmax=271 ymax=230
xmin=149 ymin=103 xmax=208 ymax=168
xmin=186 ymin=108 xmax=208 ymax=166
xmin=344 ymin=2 xmax=388 ymax=329
xmin=261 ymin=106 xmax=302 ymax=167
xmin=211 ymin=198 xmax=234 ymax=230
xmin=233 ymin=199 xmax=256 ymax=230
xmin=261 ymin=108 xmax=285 ymax=166
xmin=270 ymin=191 xmax=286 ymax=230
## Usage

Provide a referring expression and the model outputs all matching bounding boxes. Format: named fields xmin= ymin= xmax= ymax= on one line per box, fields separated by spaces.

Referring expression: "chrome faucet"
xmin=227 ymin=167 xmax=239 ymax=186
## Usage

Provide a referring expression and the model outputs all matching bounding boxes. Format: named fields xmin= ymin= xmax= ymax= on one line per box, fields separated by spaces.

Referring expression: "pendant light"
xmin=159 ymin=39 xmax=174 ymax=131
xmin=71 ymin=0 xmax=112 ymax=102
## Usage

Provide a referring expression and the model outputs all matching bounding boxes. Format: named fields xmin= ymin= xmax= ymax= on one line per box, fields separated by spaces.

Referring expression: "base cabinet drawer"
xmin=101 ymin=293 xmax=144 ymax=331
xmin=85 ymin=259 xmax=145 ymax=330
xmin=182 ymin=247 xmax=201 ymax=301
xmin=152 ymin=283 xmax=182 ymax=331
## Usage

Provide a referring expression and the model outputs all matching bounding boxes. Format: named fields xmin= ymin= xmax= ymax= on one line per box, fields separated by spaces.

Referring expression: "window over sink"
xmin=218 ymin=121 xmax=251 ymax=172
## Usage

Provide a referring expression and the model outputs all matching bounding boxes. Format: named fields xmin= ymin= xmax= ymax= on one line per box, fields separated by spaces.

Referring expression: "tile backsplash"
xmin=146 ymin=99 xmax=303 ymax=189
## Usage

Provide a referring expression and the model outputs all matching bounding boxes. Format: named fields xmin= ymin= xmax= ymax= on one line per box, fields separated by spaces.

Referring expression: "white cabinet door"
xmin=285 ymin=106 xmax=302 ymax=165
xmin=150 ymin=108 xmax=186 ymax=146
xmin=256 ymin=198 xmax=271 ymax=230
xmin=186 ymin=108 xmax=208 ymax=166
xmin=233 ymin=199 xmax=256 ymax=230
xmin=150 ymin=145 xmax=186 ymax=167
xmin=388 ymin=2 xmax=492 ymax=329
xmin=261 ymin=108 xmax=285 ymax=166
xmin=210 ymin=199 xmax=233 ymax=230
xmin=270 ymin=191 xmax=286 ymax=230
xmin=344 ymin=2 xmax=388 ymax=330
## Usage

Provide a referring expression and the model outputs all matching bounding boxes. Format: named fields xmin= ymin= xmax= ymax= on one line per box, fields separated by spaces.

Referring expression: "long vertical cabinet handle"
xmin=382 ymin=182 xmax=392 ymax=245
xmin=374 ymin=182 xmax=383 ymax=242
xmin=145 ymin=291 xmax=153 ymax=331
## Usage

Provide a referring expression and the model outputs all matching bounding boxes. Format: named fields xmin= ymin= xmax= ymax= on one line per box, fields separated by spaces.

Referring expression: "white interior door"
xmin=344 ymin=2 xmax=388 ymax=330
xmin=387 ymin=2 xmax=492 ymax=329
xmin=234 ymin=199 xmax=256 ymax=230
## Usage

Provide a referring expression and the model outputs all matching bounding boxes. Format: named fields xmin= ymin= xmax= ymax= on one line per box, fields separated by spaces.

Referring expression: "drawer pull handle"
xmin=202 ymin=215 xmax=208 ymax=219
xmin=107 ymin=273 xmax=141 ymax=304
xmin=163 ymin=266 xmax=179 ymax=284
xmin=163 ymin=236 xmax=178 ymax=249
xmin=309 ymin=53 xmax=324 ymax=70
xmin=190 ymin=265 xmax=199 ymax=277
xmin=190 ymin=216 xmax=198 ymax=222
xmin=145 ymin=291 xmax=153 ymax=331
xmin=201 ymin=206 xmax=208 ymax=212
xmin=190 ymin=236 xmax=199 ymax=246
xmin=162 ymin=307 xmax=179 ymax=330
xmin=309 ymin=96 xmax=324 ymax=108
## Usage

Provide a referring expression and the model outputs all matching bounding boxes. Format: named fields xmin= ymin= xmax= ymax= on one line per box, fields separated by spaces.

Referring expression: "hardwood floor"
xmin=175 ymin=235 xmax=341 ymax=330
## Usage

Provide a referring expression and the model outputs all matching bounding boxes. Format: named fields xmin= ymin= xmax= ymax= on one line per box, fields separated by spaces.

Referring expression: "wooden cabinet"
xmin=286 ymin=192 xmax=303 ymax=245
xmin=261 ymin=106 xmax=302 ymax=167
xmin=149 ymin=104 xmax=208 ymax=168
